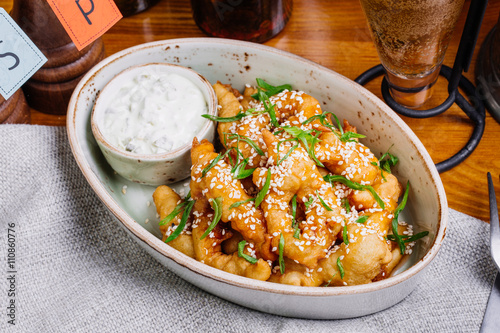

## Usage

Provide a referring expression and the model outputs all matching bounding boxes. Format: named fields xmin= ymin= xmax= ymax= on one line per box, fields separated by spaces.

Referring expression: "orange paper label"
xmin=46 ymin=0 xmax=122 ymax=51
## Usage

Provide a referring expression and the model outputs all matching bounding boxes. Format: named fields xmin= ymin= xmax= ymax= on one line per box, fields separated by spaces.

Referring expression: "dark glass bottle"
xmin=191 ymin=0 xmax=293 ymax=43
xmin=114 ymin=0 xmax=160 ymax=17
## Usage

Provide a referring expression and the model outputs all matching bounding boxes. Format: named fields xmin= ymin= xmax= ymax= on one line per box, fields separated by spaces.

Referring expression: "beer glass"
xmin=191 ymin=0 xmax=293 ymax=43
xmin=359 ymin=0 xmax=465 ymax=108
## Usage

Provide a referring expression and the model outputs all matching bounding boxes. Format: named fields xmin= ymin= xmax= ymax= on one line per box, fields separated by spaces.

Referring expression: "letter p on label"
xmin=47 ymin=0 xmax=122 ymax=50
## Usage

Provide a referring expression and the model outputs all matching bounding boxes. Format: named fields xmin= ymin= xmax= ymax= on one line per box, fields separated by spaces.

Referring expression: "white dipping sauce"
xmin=99 ymin=70 xmax=208 ymax=155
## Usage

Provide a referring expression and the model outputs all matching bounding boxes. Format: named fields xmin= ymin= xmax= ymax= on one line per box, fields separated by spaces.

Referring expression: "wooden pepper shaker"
xmin=10 ymin=0 xmax=106 ymax=115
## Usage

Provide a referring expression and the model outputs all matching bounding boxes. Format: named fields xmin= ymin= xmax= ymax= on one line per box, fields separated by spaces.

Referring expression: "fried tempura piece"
xmin=373 ymin=247 xmax=403 ymax=282
xmin=374 ymin=222 xmax=414 ymax=280
xmin=314 ymin=130 xmax=380 ymax=184
xmin=190 ymin=138 xmax=275 ymax=261
xmin=269 ymin=211 xmax=394 ymax=286
xmin=269 ymin=90 xmax=323 ymax=123
xmin=240 ymin=85 xmax=259 ymax=110
xmin=253 ymin=130 xmax=343 ymax=268
xmin=213 ymin=82 xmax=268 ymax=168
xmin=349 ymin=173 xmax=403 ymax=211
xmin=191 ymin=198 xmax=271 ymax=281
xmin=152 ymin=186 xmax=195 ymax=258
xmin=221 ymin=230 xmax=244 ymax=254
xmin=213 ymin=82 xmax=244 ymax=140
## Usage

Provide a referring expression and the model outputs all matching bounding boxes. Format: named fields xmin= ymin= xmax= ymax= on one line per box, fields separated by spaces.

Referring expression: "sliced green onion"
xmin=387 ymin=231 xmax=429 ymax=243
xmin=165 ymin=198 xmax=196 ymax=243
xmin=401 ymin=231 xmax=429 ymax=243
xmin=226 ymin=144 xmax=255 ymax=179
xmin=279 ymin=233 xmax=285 ymax=274
xmin=300 ymin=114 xmax=322 ymax=126
xmin=200 ymin=197 xmax=223 ymax=240
xmin=308 ymin=130 xmax=325 ymax=167
xmin=234 ymin=166 xmax=255 ymax=180
xmin=342 ymin=197 xmax=351 ymax=214
xmin=291 ymin=194 xmax=300 ymax=239
xmin=159 ymin=202 xmax=187 ymax=226
xmin=266 ymin=101 xmax=280 ymax=128
xmin=276 ymin=137 xmax=298 ymax=157
xmin=282 ymin=126 xmax=304 ymax=138
xmin=251 ymin=78 xmax=292 ymax=100
xmin=202 ymin=113 xmax=245 ymax=123
xmin=374 ymin=145 xmax=398 ymax=181
xmin=255 ymin=170 xmax=272 ymax=208
xmin=391 ymin=181 xmax=410 ymax=254
xmin=230 ymin=150 xmax=244 ymax=174
xmin=317 ymin=112 xmax=365 ymax=143
xmin=332 ymin=113 xmax=343 ymax=135
xmin=233 ymin=161 xmax=255 ymax=180
xmin=254 ymin=87 xmax=280 ymax=128
xmin=371 ymin=161 xmax=384 ymax=181
xmin=281 ymin=126 xmax=324 ymax=167
xmin=324 ymin=175 xmax=385 ymax=210
xmin=317 ymin=191 xmax=333 ymax=211
xmin=302 ymin=111 xmax=337 ymax=132
xmin=202 ymin=108 xmax=261 ymax=123
xmin=343 ymin=224 xmax=349 ymax=245
xmin=355 ymin=215 xmax=370 ymax=224
xmin=230 ymin=140 xmax=243 ymax=172
xmin=380 ymin=152 xmax=399 ymax=174
xmin=340 ymin=131 xmax=366 ymax=142
xmin=304 ymin=196 xmax=314 ymax=211
xmin=224 ymin=133 xmax=264 ymax=156
xmin=337 ymin=257 xmax=345 ymax=280
xmin=378 ymin=144 xmax=395 ymax=163
xmin=237 ymin=240 xmax=258 ymax=264
xmin=324 ymin=272 xmax=337 ymax=287
xmin=160 ymin=191 xmax=192 ymax=226
xmin=229 ymin=198 xmax=255 ymax=209
xmin=278 ymin=143 xmax=299 ymax=166
xmin=201 ymin=150 xmax=230 ymax=178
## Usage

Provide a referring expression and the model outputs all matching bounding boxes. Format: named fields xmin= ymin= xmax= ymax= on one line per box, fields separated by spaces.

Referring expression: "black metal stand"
xmin=354 ymin=0 xmax=489 ymax=173
xmin=355 ymin=64 xmax=485 ymax=173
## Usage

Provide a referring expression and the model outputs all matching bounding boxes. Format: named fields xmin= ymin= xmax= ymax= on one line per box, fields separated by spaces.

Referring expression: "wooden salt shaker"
xmin=10 ymin=0 xmax=106 ymax=115
xmin=0 ymin=90 xmax=31 ymax=124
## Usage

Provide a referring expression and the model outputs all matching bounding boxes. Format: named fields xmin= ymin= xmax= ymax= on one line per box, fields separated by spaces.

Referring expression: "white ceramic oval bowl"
xmin=91 ymin=63 xmax=217 ymax=186
xmin=67 ymin=38 xmax=448 ymax=319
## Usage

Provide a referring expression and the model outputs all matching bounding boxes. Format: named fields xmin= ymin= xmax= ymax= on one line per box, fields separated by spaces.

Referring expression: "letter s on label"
xmin=0 ymin=41 xmax=20 ymax=71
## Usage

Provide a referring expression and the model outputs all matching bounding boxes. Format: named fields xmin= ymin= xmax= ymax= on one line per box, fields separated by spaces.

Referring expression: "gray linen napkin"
xmin=0 ymin=125 xmax=497 ymax=333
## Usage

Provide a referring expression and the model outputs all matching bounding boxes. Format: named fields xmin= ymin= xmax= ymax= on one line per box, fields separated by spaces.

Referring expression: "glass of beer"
xmin=191 ymin=0 xmax=293 ymax=43
xmin=359 ymin=0 xmax=465 ymax=108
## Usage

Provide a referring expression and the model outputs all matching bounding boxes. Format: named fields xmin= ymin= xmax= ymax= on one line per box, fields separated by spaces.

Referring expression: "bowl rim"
xmin=90 ymin=62 xmax=217 ymax=160
xmin=67 ymin=37 xmax=448 ymax=297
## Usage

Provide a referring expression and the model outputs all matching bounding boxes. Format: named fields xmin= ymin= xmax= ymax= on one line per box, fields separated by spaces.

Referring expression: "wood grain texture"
xmin=0 ymin=89 xmax=30 ymax=124
xmin=0 ymin=0 xmax=499 ymax=221
xmin=9 ymin=0 xmax=106 ymax=114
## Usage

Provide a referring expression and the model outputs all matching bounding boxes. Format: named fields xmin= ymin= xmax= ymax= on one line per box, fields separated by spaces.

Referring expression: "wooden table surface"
xmin=1 ymin=0 xmax=499 ymax=222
